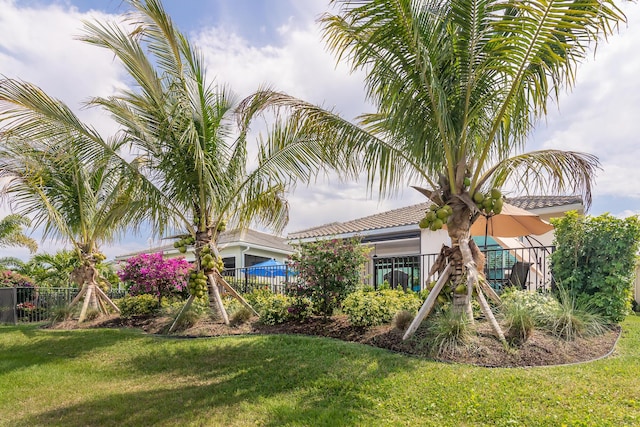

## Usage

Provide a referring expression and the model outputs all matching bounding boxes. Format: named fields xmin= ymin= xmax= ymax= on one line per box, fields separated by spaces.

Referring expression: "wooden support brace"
xmin=93 ymin=285 xmax=120 ymax=312
xmin=403 ymin=263 xmax=452 ymax=341
xmin=208 ymin=274 xmax=229 ymax=325
xmin=474 ymin=281 xmax=507 ymax=346
xmin=69 ymin=286 xmax=87 ymax=307
xmin=478 ymin=278 xmax=501 ymax=305
xmin=78 ymin=285 xmax=93 ymax=323
xmin=168 ymin=294 xmax=195 ymax=333
xmin=215 ymin=271 xmax=259 ymax=317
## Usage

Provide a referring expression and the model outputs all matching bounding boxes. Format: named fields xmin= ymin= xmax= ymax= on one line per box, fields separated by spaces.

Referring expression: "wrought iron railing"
xmin=1 ymin=287 xmax=127 ymax=324
xmin=370 ymin=245 xmax=555 ymax=293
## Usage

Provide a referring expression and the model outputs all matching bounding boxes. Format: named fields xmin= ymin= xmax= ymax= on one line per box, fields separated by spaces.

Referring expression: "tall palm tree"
xmin=0 ymin=214 xmax=37 ymax=253
xmin=0 ymin=85 xmax=144 ymax=320
xmin=259 ymin=0 xmax=624 ymax=340
xmin=79 ymin=0 xmax=340 ymax=323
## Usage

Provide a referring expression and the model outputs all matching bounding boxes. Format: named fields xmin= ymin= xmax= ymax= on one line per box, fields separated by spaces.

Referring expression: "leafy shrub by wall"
xmin=289 ymin=237 xmax=370 ymax=318
xmin=244 ymin=288 xmax=312 ymax=325
xmin=551 ymin=211 xmax=640 ymax=323
xmin=342 ymin=288 xmax=421 ymax=327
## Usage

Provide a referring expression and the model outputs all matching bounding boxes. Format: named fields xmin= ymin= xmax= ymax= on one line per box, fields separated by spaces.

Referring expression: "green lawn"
xmin=1 ymin=317 xmax=639 ymax=427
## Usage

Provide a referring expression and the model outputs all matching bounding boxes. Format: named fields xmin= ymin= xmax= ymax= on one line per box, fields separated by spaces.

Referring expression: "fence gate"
xmin=0 ymin=287 xmax=17 ymax=325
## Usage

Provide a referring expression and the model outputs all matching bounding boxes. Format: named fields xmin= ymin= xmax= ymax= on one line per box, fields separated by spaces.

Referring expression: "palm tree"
xmin=0 ymin=214 xmax=37 ymax=253
xmin=259 ymin=0 xmax=624 ymax=341
xmin=79 ymin=0 xmax=339 ymax=324
xmin=0 ymin=86 xmax=143 ymax=320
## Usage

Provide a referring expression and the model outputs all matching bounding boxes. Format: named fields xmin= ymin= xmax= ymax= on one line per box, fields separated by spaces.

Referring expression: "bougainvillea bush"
xmin=118 ymin=253 xmax=190 ymax=306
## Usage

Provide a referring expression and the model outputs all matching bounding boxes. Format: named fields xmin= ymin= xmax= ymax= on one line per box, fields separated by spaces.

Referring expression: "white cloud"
xmin=538 ymin=3 xmax=640 ymax=201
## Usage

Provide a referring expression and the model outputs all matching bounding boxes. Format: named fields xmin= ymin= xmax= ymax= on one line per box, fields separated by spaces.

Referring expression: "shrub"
xmin=0 ymin=270 xmax=34 ymax=288
xmin=117 ymin=294 xmax=160 ymax=318
xmin=118 ymin=253 xmax=190 ymax=306
xmin=289 ymin=237 xmax=370 ymax=318
xmin=244 ymin=288 xmax=312 ymax=325
xmin=258 ymin=293 xmax=294 ymax=325
xmin=342 ymin=288 xmax=421 ymax=327
xmin=552 ymin=212 xmax=640 ymax=323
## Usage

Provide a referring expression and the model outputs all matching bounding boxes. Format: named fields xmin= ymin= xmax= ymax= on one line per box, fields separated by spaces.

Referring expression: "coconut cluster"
xmin=188 ymin=271 xmax=208 ymax=298
xmin=199 ymin=245 xmax=224 ymax=272
xmin=473 ymin=188 xmax=504 ymax=215
xmin=419 ymin=204 xmax=453 ymax=231
xmin=173 ymin=236 xmax=195 ymax=254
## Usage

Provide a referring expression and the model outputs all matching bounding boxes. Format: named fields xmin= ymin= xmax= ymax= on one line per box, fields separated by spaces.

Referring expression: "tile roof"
xmin=115 ymin=228 xmax=291 ymax=260
xmin=218 ymin=228 xmax=292 ymax=252
xmin=288 ymin=203 xmax=430 ymax=240
xmin=288 ymin=195 xmax=583 ymax=240
xmin=505 ymin=195 xmax=583 ymax=210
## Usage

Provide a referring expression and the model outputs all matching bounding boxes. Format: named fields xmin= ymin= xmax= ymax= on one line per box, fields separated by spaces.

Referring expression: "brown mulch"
xmin=48 ymin=313 xmax=621 ymax=368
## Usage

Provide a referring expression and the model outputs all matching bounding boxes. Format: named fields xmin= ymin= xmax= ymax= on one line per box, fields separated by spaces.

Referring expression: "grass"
xmin=1 ymin=317 xmax=639 ymax=427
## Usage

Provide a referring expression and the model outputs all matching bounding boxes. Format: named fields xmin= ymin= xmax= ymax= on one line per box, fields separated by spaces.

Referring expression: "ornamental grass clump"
xmin=499 ymin=288 xmax=560 ymax=344
xmin=423 ymin=307 xmax=474 ymax=357
xmin=544 ymin=285 xmax=608 ymax=341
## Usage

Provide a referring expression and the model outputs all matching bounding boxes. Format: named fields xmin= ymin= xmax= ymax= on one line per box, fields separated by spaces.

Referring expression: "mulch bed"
xmin=50 ymin=314 xmax=621 ymax=368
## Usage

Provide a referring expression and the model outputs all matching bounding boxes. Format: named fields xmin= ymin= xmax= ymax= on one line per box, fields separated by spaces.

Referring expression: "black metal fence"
xmin=222 ymin=265 xmax=295 ymax=295
xmin=370 ymin=245 xmax=555 ymax=293
xmin=2 ymin=245 xmax=554 ymax=324
xmin=0 ymin=287 xmax=127 ymax=324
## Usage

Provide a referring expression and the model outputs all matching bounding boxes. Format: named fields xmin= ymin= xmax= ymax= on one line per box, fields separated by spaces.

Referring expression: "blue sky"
xmin=1 ymin=0 xmax=640 ymax=261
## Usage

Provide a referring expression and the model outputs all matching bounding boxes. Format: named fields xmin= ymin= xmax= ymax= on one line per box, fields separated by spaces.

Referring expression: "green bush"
xmin=342 ymin=288 xmax=421 ymax=327
xmin=258 ymin=293 xmax=294 ymax=325
xmin=500 ymin=288 xmax=560 ymax=322
xmin=552 ymin=212 xmax=640 ymax=323
xmin=244 ymin=288 xmax=312 ymax=325
xmin=289 ymin=237 xmax=370 ymax=318
xmin=117 ymin=294 xmax=160 ymax=318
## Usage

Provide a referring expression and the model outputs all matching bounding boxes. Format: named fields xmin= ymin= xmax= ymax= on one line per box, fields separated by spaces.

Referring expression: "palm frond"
xmin=481 ymin=150 xmax=600 ymax=207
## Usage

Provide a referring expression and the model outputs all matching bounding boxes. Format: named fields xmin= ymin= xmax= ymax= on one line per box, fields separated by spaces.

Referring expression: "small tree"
xmin=551 ymin=211 xmax=640 ymax=323
xmin=118 ymin=253 xmax=190 ymax=307
xmin=289 ymin=237 xmax=370 ymax=318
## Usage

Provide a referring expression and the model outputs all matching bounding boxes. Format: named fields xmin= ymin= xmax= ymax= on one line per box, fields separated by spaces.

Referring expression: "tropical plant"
xmin=0 ymin=83 xmax=146 ymax=321
xmin=262 ymin=0 xmax=625 ymax=342
xmin=0 ymin=214 xmax=37 ymax=253
xmin=79 ymin=0 xmax=341 ymax=325
xmin=289 ymin=237 xmax=370 ymax=318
